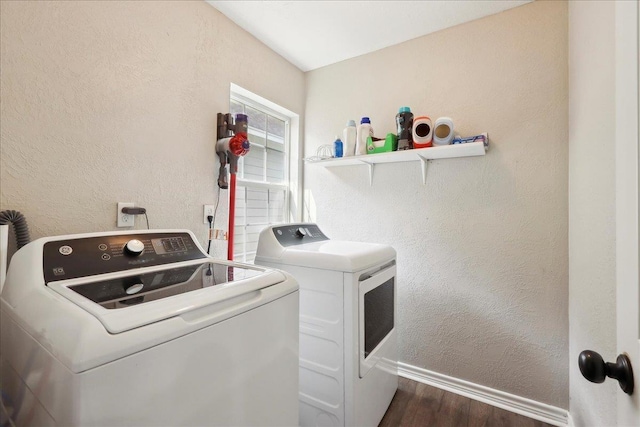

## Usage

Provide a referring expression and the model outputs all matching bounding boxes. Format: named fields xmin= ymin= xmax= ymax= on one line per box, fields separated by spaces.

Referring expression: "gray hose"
xmin=0 ymin=210 xmax=31 ymax=249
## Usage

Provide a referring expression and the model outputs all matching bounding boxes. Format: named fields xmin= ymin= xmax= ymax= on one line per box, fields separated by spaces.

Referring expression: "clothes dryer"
xmin=255 ymin=223 xmax=398 ymax=427
xmin=0 ymin=230 xmax=298 ymax=426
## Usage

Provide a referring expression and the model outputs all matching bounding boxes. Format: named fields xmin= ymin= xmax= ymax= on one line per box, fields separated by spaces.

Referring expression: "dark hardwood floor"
xmin=379 ymin=378 xmax=555 ymax=427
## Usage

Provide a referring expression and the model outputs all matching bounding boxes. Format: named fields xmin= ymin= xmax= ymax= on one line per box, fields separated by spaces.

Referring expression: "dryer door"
xmin=358 ymin=262 xmax=396 ymax=378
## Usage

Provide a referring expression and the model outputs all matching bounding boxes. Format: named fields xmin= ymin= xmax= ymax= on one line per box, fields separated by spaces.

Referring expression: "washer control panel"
xmin=271 ymin=224 xmax=328 ymax=247
xmin=43 ymin=232 xmax=206 ymax=284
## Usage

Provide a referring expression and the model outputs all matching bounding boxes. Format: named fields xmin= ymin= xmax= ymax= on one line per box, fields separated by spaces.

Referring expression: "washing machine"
xmin=0 ymin=229 xmax=299 ymax=426
xmin=255 ymin=223 xmax=398 ymax=427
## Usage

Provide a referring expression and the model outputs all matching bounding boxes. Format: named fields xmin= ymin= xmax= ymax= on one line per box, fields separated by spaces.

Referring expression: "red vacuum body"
xmin=216 ymin=113 xmax=250 ymax=260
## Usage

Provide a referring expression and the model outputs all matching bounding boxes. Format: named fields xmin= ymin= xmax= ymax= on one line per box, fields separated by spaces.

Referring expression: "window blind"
xmin=230 ymin=97 xmax=289 ymax=263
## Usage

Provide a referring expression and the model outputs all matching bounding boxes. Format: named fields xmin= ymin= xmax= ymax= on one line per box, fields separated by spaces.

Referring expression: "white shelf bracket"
xmin=418 ymin=155 xmax=429 ymax=185
xmin=359 ymin=160 xmax=374 ymax=186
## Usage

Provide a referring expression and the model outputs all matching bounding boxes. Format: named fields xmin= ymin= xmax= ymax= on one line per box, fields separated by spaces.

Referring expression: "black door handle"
xmin=579 ymin=350 xmax=634 ymax=395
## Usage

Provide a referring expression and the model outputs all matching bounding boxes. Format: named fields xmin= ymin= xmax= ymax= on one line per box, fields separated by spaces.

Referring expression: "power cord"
xmin=121 ymin=207 xmax=150 ymax=230
xmin=212 ymin=185 xmax=221 ymax=231
xmin=205 ymin=263 xmax=215 ymax=286
xmin=206 ymin=215 xmax=213 ymax=254
xmin=206 ymin=185 xmax=222 ymax=255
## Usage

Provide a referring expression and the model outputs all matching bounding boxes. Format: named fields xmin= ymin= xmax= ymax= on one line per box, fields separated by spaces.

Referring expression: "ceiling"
xmin=206 ymin=1 xmax=533 ymax=72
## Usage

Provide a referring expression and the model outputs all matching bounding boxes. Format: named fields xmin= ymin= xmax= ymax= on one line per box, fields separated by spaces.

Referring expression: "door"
xmin=616 ymin=0 xmax=640 ymax=424
xmin=358 ymin=262 xmax=396 ymax=378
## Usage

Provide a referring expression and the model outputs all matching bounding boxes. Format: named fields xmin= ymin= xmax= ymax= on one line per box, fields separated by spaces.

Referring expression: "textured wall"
xmin=304 ymin=1 xmax=569 ymax=407
xmin=568 ymin=2 xmax=617 ymax=426
xmin=0 ymin=0 xmax=305 ymax=258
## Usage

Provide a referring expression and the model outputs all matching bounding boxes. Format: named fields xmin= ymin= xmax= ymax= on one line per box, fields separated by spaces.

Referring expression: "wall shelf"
xmin=305 ymin=139 xmax=488 ymax=185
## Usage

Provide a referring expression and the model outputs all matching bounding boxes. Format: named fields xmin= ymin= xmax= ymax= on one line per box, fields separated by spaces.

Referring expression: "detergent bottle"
xmin=334 ymin=136 xmax=343 ymax=158
xmin=355 ymin=117 xmax=373 ymax=156
xmin=342 ymin=120 xmax=357 ymax=156
xmin=396 ymin=107 xmax=414 ymax=150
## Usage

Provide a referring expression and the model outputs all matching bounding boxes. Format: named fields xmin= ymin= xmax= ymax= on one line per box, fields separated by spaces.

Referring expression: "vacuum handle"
xmin=217 ymin=152 xmax=228 ymax=189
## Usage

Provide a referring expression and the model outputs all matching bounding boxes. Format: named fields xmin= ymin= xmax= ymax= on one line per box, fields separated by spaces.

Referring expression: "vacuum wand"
xmin=215 ymin=113 xmax=250 ymax=261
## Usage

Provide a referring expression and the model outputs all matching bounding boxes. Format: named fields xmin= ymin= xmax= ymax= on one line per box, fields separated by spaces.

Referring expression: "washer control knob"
xmin=125 ymin=283 xmax=144 ymax=295
xmin=295 ymin=227 xmax=307 ymax=238
xmin=124 ymin=239 xmax=145 ymax=256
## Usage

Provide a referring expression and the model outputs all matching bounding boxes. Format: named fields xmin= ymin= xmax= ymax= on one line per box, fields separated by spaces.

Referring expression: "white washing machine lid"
xmin=2 ymin=259 xmax=295 ymax=373
xmin=1 ymin=230 xmax=298 ymax=373
xmin=47 ymin=259 xmax=289 ymax=334
xmin=255 ymin=224 xmax=396 ymax=272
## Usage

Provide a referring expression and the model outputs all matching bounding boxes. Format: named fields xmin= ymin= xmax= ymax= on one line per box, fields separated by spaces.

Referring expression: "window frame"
xmin=229 ymin=86 xmax=298 ymax=263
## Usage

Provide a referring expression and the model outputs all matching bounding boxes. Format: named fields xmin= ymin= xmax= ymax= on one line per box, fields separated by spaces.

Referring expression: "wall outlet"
xmin=203 ymin=205 xmax=215 ymax=224
xmin=117 ymin=202 xmax=135 ymax=227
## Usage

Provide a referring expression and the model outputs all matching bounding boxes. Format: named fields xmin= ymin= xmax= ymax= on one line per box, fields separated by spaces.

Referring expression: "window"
xmin=229 ymin=86 xmax=299 ymax=263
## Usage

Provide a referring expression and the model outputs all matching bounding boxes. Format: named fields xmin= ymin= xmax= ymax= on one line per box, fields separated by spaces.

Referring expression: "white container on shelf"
xmin=433 ymin=117 xmax=454 ymax=145
xmin=355 ymin=117 xmax=373 ymax=156
xmin=343 ymin=120 xmax=357 ymax=157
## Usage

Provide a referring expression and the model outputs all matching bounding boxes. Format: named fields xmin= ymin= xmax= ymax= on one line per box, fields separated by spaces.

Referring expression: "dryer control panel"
xmin=43 ymin=232 xmax=206 ymax=284
xmin=271 ymin=224 xmax=329 ymax=247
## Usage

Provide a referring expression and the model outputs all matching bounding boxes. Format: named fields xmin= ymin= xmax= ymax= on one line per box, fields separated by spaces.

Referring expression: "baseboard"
xmin=566 ymin=412 xmax=575 ymax=427
xmin=397 ymin=362 xmax=569 ymax=427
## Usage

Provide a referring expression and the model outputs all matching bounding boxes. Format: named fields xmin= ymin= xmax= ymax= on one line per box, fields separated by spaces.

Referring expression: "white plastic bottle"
xmin=355 ymin=117 xmax=373 ymax=156
xmin=342 ymin=120 xmax=357 ymax=157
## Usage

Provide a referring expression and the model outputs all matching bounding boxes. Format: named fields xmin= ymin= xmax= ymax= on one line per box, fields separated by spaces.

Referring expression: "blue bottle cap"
xmin=399 ymin=107 xmax=411 ymax=113
xmin=361 ymin=117 xmax=371 ymax=124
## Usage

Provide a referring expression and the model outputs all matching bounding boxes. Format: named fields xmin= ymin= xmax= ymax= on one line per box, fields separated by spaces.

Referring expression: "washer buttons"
xmin=98 ymin=243 xmax=108 ymax=251
xmin=101 ymin=253 xmax=111 ymax=261
xmin=59 ymin=246 xmax=73 ymax=256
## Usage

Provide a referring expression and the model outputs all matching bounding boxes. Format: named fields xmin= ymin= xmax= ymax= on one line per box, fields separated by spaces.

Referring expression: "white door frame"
xmin=615 ymin=0 xmax=639 ymax=424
